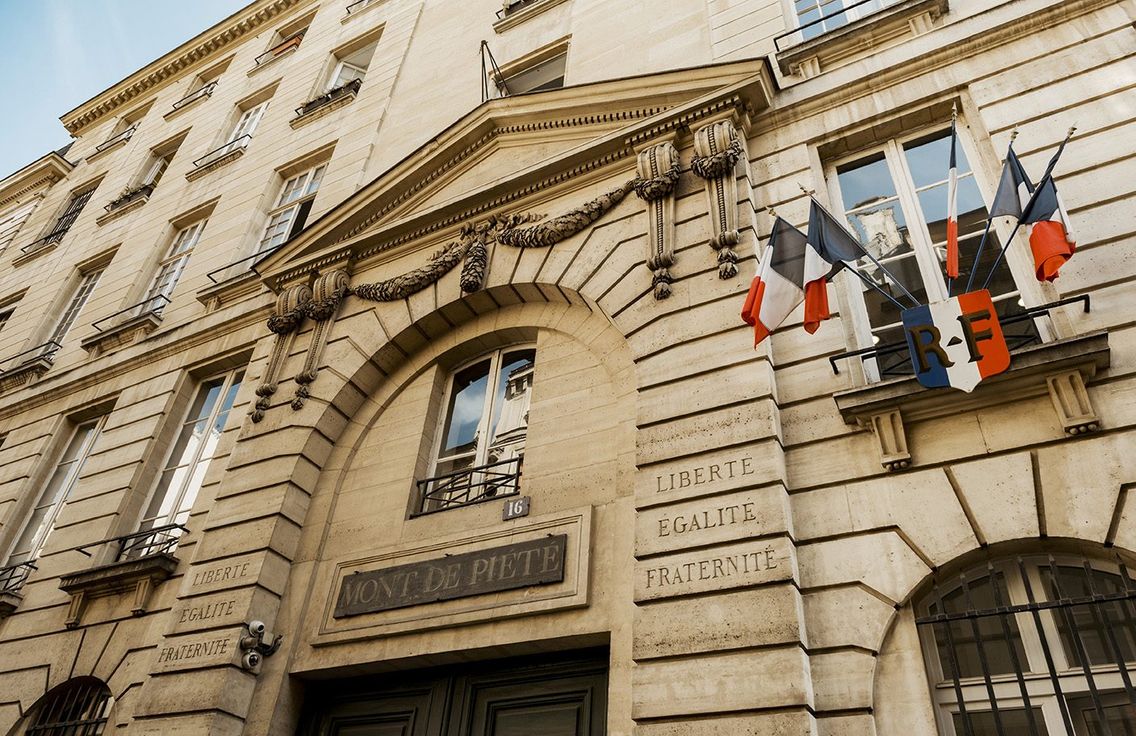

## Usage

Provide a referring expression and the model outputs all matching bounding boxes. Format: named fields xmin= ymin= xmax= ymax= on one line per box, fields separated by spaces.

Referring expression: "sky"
xmin=0 ymin=0 xmax=248 ymax=177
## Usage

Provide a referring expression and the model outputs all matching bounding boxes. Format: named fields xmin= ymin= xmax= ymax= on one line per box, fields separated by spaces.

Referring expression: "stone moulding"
xmin=58 ymin=553 xmax=179 ymax=628
xmin=834 ymin=331 xmax=1110 ymax=470
xmin=634 ymin=142 xmax=681 ymax=300
xmin=186 ymin=148 xmax=246 ymax=182
xmin=80 ymin=312 xmax=163 ymax=358
xmin=250 ymin=283 xmax=312 ymax=423
xmin=0 ymin=356 xmax=52 ymax=394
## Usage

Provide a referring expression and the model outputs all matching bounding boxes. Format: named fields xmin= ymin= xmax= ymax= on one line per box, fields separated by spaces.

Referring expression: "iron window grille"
xmin=90 ymin=294 xmax=170 ymax=333
xmin=0 ymin=561 xmax=36 ymax=594
xmin=116 ymin=523 xmax=188 ymax=561
xmin=417 ymin=456 xmax=523 ymax=515
xmin=916 ymin=553 xmax=1136 ymax=735
xmin=345 ymin=0 xmax=383 ymax=13
xmin=497 ymin=0 xmax=549 ymax=19
xmin=22 ymin=187 xmax=96 ymax=253
xmin=26 ymin=678 xmax=112 ymax=736
xmin=0 ymin=341 xmax=62 ymax=373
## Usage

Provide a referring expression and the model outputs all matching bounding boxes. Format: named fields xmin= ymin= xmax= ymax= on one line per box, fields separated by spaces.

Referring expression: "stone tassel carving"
xmin=291 ymin=270 xmax=350 ymax=411
xmin=692 ymin=120 xmax=744 ymax=280
xmin=634 ymin=142 xmax=681 ymax=299
xmin=250 ymin=284 xmax=312 ymax=423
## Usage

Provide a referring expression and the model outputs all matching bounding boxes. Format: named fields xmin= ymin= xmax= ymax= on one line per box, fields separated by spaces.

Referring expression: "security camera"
xmin=248 ymin=620 xmax=266 ymax=637
xmin=242 ymin=651 xmax=262 ymax=670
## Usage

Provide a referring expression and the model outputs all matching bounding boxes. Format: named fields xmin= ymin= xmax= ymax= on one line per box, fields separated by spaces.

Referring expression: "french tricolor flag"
xmin=945 ymin=118 xmax=960 ymax=279
xmin=803 ymin=199 xmax=868 ymax=333
xmin=1022 ymin=175 xmax=1076 ymax=281
xmin=741 ymin=217 xmax=809 ymax=347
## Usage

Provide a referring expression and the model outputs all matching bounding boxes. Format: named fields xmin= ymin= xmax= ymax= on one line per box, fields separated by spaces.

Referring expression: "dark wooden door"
xmin=300 ymin=651 xmax=607 ymax=736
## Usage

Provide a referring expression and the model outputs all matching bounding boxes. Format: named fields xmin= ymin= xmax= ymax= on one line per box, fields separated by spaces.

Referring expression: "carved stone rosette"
xmin=291 ymin=270 xmax=350 ymax=410
xmin=634 ymin=142 xmax=681 ymax=300
xmin=250 ymin=283 xmax=312 ymax=423
xmin=691 ymin=120 xmax=744 ymax=280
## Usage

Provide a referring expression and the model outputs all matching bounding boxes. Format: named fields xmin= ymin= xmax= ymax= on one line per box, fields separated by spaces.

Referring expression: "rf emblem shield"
xmin=901 ymin=289 xmax=1011 ymax=393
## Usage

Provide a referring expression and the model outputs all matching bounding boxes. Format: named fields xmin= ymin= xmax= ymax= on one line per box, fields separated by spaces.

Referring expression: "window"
xmin=172 ymin=63 xmax=225 ymax=111
xmin=326 ymin=38 xmax=379 ymax=91
xmin=94 ymin=106 xmax=148 ymax=153
xmin=24 ymin=677 xmax=112 ymax=736
xmin=140 ymin=153 xmax=171 ymax=190
xmin=492 ymin=51 xmax=567 ymax=97
xmin=0 ymin=308 xmax=12 ymax=335
xmin=917 ymin=555 xmax=1136 ymax=736
xmin=255 ymin=16 xmax=311 ymax=66
xmin=827 ymin=127 xmax=1036 ymax=379
xmin=134 ymin=369 xmax=243 ymax=551
xmin=2 ymin=415 xmax=106 ymax=569
xmin=0 ymin=199 xmax=39 ymax=252
xmin=257 ymin=162 xmax=326 ymax=253
xmin=794 ymin=0 xmax=894 ymax=39
xmin=38 ymin=185 xmax=98 ymax=247
xmin=420 ymin=347 xmax=535 ymax=513
xmin=136 ymin=219 xmax=207 ymax=315
xmin=43 ymin=268 xmax=103 ymax=356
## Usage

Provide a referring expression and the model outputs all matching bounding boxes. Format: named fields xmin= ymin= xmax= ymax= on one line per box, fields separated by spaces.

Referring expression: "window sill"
xmin=0 ymin=591 xmax=20 ymax=618
xmin=493 ymin=0 xmax=570 ymax=33
xmin=164 ymin=85 xmax=216 ymax=121
xmin=12 ymin=240 xmax=58 ymax=267
xmin=248 ymin=45 xmax=299 ymax=77
xmin=291 ymin=83 xmax=360 ymax=129
xmin=833 ymin=331 xmax=1110 ymax=470
xmin=0 ymin=355 xmax=53 ymax=394
xmin=80 ymin=311 xmax=163 ymax=358
xmin=58 ymin=553 xmax=178 ymax=628
xmin=85 ymin=136 xmax=131 ymax=164
xmin=196 ymin=269 xmax=264 ymax=312
xmin=186 ymin=147 xmax=245 ymax=182
xmin=96 ymin=188 xmax=153 ymax=226
xmin=776 ymin=0 xmax=948 ymax=77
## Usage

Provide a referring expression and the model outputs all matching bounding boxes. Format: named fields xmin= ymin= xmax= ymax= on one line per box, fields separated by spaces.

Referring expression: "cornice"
xmin=0 ymin=153 xmax=73 ymax=209
xmin=60 ymin=0 xmax=305 ymax=136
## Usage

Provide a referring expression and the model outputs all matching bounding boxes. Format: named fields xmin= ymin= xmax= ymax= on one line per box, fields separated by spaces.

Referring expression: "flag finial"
xmin=951 ymin=101 xmax=958 ymax=120
xmin=797 ymin=183 xmax=815 ymax=197
xmin=765 ymin=205 xmax=778 ymax=219
xmin=1010 ymin=128 xmax=1019 ymax=143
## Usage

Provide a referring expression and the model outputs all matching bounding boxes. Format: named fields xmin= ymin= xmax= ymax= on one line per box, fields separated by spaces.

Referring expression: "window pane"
xmin=919 ymin=176 xmax=986 ymax=244
xmin=1043 ymin=565 xmax=1136 ymax=668
xmin=847 ymin=200 xmax=914 ymax=261
xmin=953 ymin=709 xmax=1048 ymax=736
xmin=838 ymin=154 xmax=897 ymax=211
xmin=859 ymin=253 xmax=927 ymax=327
xmin=930 ymin=571 xmax=1028 ymax=680
xmin=440 ymin=360 xmax=490 ymax=456
xmin=488 ymin=349 xmax=535 ymax=461
xmin=905 ymin=131 xmax=973 ymax=188
xmin=1078 ymin=698 xmax=1136 ymax=736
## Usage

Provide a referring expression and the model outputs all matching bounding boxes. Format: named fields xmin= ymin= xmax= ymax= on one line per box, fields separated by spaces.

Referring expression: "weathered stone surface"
xmin=635 ymin=485 xmax=790 ymax=556
xmin=635 ymin=536 xmax=795 ymax=602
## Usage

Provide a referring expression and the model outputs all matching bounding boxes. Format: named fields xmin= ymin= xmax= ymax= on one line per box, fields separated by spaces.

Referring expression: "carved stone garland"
xmin=250 ymin=284 xmax=312 ymax=423
xmin=634 ymin=142 xmax=681 ymax=299
xmin=691 ymin=120 xmax=744 ymax=280
xmin=291 ymin=270 xmax=350 ymax=410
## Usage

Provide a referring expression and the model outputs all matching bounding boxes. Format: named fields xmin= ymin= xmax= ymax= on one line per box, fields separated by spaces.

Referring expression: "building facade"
xmin=0 ymin=0 xmax=1133 ymax=734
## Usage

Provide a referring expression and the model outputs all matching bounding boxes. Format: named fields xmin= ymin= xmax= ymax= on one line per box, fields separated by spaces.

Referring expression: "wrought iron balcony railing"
xmin=171 ymin=81 xmax=217 ymax=111
xmin=774 ymin=0 xmax=896 ymax=51
xmin=103 ymin=184 xmax=154 ymax=214
xmin=345 ymin=0 xmax=383 ymax=13
xmin=294 ymin=78 xmax=362 ymax=119
xmin=416 ymin=457 xmax=522 ymax=515
xmin=206 ymin=244 xmax=282 ymax=284
xmin=0 ymin=340 xmax=62 ymax=374
xmin=0 ymin=561 xmax=36 ymax=594
xmin=115 ymin=523 xmax=188 ymax=561
xmin=828 ymin=295 xmax=1090 ymax=378
xmin=94 ymin=124 xmax=139 ymax=154
xmin=90 ymin=294 xmax=170 ymax=333
xmin=254 ymin=30 xmax=306 ymax=66
xmin=191 ymin=135 xmax=251 ymax=170
xmin=496 ymin=0 xmax=548 ymax=19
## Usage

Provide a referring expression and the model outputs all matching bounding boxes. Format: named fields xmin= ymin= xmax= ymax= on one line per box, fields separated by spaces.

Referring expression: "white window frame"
xmin=3 ymin=414 xmax=108 ymax=567
xmin=917 ymin=556 xmax=1136 ymax=736
xmin=824 ymin=124 xmax=1044 ymax=381
xmin=0 ymin=199 xmax=39 ymax=252
xmin=136 ymin=219 xmax=207 ymax=316
xmin=231 ymin=101 xmax=268 ymax=143
xmin=140 ymin=152 xmax=171 ymax=189
xmin=792 ymin=0 xmax=896 ymax=39
xmin=491 ymin=51 xmax=567 ymax=98
xmin=136 ymin=368 xmax=244 ymax=537
xmin=255 ymin=162 xmax=327 ymax=255
xmin=45 ymin=267 xmax=104 ymax=355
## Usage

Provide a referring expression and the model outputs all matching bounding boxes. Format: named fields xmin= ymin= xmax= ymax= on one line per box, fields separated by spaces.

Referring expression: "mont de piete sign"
xmin=334 ymin=535 xmax=567 ymax=617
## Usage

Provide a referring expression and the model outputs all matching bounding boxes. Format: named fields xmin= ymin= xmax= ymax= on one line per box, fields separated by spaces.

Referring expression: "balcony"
xmin=415 ymin=457 xmax=522 ymax=515
xmin=17 ymin=229 xmax=67 ymax=262
xmin=186 ymin=135 xmax=251 ymax=181
xmin=87 ymin=124 xmax=139 ymax=161
xmin=0 ymin=340 xmax=61 ymax=393
xmin=493 ymin=0 xmax=566 ymax=31
xmin=774 ymin=0 xmax=948 ymax=77
xmin=291 ymin=78 xmax=362 ymax=128
xmin=59 ymin=524 xmax=186 ymax=628
xmin=345 ymin=0 xmax=384 ymax=14
xmin=96 ymin=184 xmax=155 ymax=226
xmin=0 ymin=561 xmax=36 ymax=617
xmin=81 ymin=294 xmax=168 ymax=357
xmin=168 ymin=81 xmax=217 ymax=115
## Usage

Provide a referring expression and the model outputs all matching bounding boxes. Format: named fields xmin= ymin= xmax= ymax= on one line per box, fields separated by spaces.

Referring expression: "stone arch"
xmin=872 ymin=536 xmax=1136 ymax=736
xmin=4 ymin=676 xmax=112 ymax=736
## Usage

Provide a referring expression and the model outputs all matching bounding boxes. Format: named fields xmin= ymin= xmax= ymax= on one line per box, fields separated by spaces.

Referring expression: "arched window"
xmin=916 ymin=554 xmax=1136 ymax=735
xmin=418 ymin=345 xmax=536 ymax=514
xmin=25 ymin=677 xmax=112 ymax=736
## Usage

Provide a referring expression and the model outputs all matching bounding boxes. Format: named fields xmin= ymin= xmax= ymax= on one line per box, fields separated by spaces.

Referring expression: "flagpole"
xmin=765 ymin=205 xmax=908 ymax=312
xmin=801 ymin=188 xmax=922 ymax=307
xmin=947 ymin=103 xmax=958 ymax=296
xmin=980 ymin=125 xmax=1076 ymax=292
xmin=964 ymin=130 xmax=1018 ymax=294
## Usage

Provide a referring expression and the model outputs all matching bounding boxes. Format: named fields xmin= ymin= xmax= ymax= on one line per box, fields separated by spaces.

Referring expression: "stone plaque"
xmin=334 ymin=534 xmax=567 ymax=617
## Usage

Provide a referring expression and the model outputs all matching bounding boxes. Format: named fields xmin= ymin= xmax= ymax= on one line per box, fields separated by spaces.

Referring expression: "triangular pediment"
xmin=257 ymin=59 xmax=773 ymax=287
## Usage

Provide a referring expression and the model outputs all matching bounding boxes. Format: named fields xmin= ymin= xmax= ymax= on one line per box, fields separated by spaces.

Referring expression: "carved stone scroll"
xmin=291 ymin=270 xmax=350 ymax=411
xmin=250 ymin=283 xmax=312 ymax=423
xmin=692 ymin=120 xmax=744 ymax=280
xmin=634 ymin=142 xmax=680 ymax=299
xmin=869 ymin=409 xmax=911 ymax=472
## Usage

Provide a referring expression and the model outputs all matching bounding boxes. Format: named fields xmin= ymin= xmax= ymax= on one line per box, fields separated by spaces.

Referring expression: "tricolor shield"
xmin=901 ymin=290 xmax=1011 ymax=392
